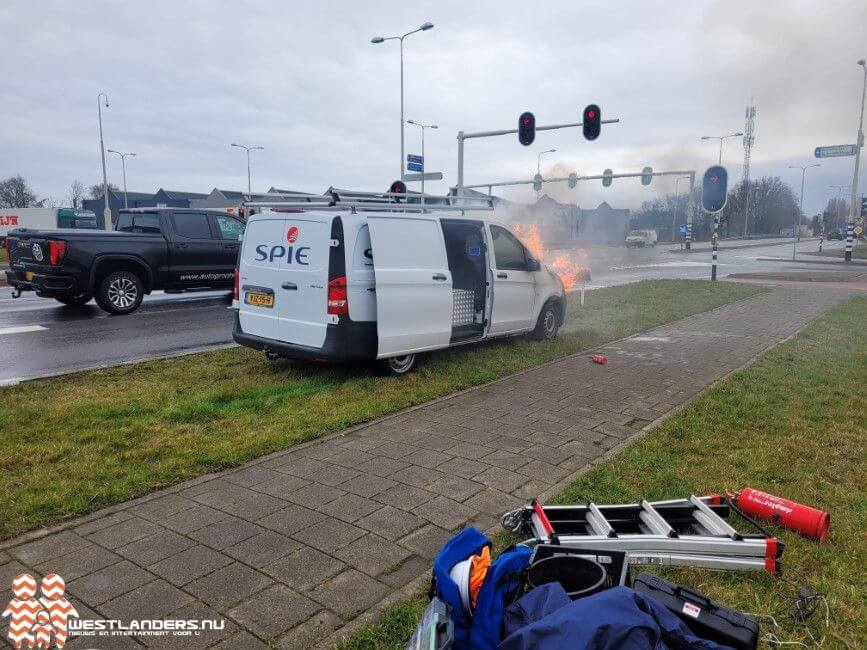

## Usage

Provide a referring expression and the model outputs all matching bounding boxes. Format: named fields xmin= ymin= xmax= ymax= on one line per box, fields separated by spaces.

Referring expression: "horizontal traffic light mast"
xmin=460 ymin=168 xmax=695 ymax=192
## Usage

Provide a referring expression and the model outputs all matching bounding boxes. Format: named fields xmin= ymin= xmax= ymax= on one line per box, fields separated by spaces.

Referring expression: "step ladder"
xmin=501 ymin=495 xmax=783 ymax=574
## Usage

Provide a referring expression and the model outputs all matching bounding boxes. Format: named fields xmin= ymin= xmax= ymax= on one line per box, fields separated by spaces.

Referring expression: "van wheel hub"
xmin=388 ymin=355 xmax=415 ymax=373
xmin=543 ymin=310 xmax=556 ymax=338
xmin=108 ymin=278 xmax=138 ymax=308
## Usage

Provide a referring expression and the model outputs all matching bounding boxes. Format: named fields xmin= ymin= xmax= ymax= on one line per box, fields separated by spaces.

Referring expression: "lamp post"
xmin=107 ymin=150 xmax=136 ymax=209
xmin=230 ymin=143 xmax=264 ymax=196
xmin=535 ymin=149 xmax=556 ymax=199
xmin=371 ymin=21 xmax=435 ymax=181
xmin=847 ymin=59 xmax=866 ymax=261
xmin=406 ymin=119 xmax=437 ymax=196
xmin=97 ymin=93 xmax=111 ymax=230
xmin=701 ymin=132 xmax=744 ymax=164
xmin=788 ymin=163 xmax=820 ymax=259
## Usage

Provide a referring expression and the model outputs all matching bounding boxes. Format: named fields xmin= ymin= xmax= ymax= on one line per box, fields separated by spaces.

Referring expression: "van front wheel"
xmin=376 ymin=354 xmax=418 ymax=376
xmin=530 ymin=300 xmax=561 ymax=341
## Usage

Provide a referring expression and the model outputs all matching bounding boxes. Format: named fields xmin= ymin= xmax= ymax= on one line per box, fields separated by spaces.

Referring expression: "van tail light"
xmin=233 ymin=268 xmax=240 ymax=301
xmin=48 ymin=240 xmax=67 ymax=266
xmin=327 ymin=276 xmax=348 ymax=315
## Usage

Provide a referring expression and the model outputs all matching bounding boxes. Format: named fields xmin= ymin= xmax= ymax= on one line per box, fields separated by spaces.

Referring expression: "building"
xmin=576 ymin=202 xmax=631 ymax=245
xmin=82 ymin=190 xmax=158 ymax=227
xmin=152 ymin=189 xmax=208 ymax=208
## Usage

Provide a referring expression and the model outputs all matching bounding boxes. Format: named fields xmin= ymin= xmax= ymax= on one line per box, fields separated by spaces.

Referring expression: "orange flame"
xmin=512 ymin=223 xmax=588 ymax=290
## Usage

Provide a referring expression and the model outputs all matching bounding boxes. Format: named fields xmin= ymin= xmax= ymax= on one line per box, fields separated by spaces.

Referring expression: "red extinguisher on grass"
xmin=733 ymin=488 xmax=830 ymax=541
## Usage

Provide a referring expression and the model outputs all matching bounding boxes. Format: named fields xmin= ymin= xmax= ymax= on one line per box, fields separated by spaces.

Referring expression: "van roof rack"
xmin=243 ymin=188 xmax=494 ymax=214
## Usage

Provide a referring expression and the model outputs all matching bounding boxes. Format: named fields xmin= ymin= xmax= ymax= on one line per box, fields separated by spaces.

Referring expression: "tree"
xmin=823 ymin=198 xmax=849 ymax=233
xmin=0 ymin=175 xmax=40 ymax=208
xmin=88 ymin=182 xmax=119 ymax=200
xmin=720 ymin=176 xmax=799 ymax=236
xmin=67 ymin=180 xmax=85 ymax=208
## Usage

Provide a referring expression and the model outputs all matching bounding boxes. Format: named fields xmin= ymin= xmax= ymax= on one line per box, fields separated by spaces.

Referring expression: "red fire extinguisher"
xmin=734 ymin=488 xmax=830 ymax=541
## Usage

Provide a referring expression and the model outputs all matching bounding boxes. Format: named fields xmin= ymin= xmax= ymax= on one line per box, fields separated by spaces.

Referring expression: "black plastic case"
xmin=632 ymin=573 xmax=759 ymax=650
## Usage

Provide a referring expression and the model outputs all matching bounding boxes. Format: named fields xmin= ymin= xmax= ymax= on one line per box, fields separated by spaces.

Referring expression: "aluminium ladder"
xmin=501 ymin=495 xmax=783 ymax=574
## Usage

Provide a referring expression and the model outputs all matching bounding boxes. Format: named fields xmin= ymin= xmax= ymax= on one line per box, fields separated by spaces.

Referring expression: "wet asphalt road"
xmin=0 ymin=238 xmax=853 ymax=384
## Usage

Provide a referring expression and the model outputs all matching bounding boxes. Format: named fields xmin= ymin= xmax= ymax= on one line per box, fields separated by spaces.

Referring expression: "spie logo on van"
xmin=255 ymin=225 xmax=310 ymax=265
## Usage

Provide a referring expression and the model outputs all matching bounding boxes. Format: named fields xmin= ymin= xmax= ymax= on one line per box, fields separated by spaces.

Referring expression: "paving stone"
xmin=85 ymin=517 xmax=163 ymax=550
xmin=308 ymin=569 xmax=390 ymax=619
xmin=73 ymin=511 xmax=133 ymax=536
xmin=34 ymin=544 xmax=122 ymax=582
xmin=374 ymin=484 xmax=436 ymax=511
xmin=188 ymin=517 xmax=264 ymax=550
xmin=374 ymin=441 xmax=421 ymax=459
xmin=335 ymin=534 xmax=412 ymax=577
xmin=210 ymin=630 xmax=269 ymax=649
xmin=224 ymin=530 xmax=301 ymax=568
xmin=263 ymin=546 xmax=345 ymax=591
xmin=115 ymin=529 xmax=196 ymax=566
xmin=339 ymin=473 xmax=398 ymax=498
xmin=11 ymin=531 xmax=92 ymax=565
xmin=398 ymin=524 xmax=453 ymax=560
xmin=391 ymin=465 xmax=447 ymax=489
xmin=481 ymin=449 xmax=530 ymax=472
xmin=473 ymin=466 xmax=529 ymax=493
xmin=274 ymin=610 xmax=342 ymax=649
xmin=380 ymin=555 xmax=430 ymax=588
xmin=266 ymin=456 xmax=329 ymax=478
xmin=317 ymin=493 xmax=383 ymax=523
xmin=149 ymin=545 xmax=232 ymax=586
xmin=129 ymin=494 xmax=197 ymax=520
xmin=401 ymin=448 xmax=452 ymax=469
xmin=310 ymin=464 xmax=362 ymax=487
xmin=144 ymin=601 xmax=238 ymax=648
xmin=249 ymin=473 xmax=311 ymax=499
xmin=516 ymin=459 xmax=571 ymax=484
xmin=412 ymin=495 xmax=478 ymax=531
xmin=436 ymin=456 xmax=484 ymax=479
xmin=228 ymin=584 xmax=320 ymax=639
xmin=463 ymin=489 xmax=520 ymax=516
xmin=356 ymin=506 xmax=426 ymax=541
xmin=223 ymin=465 xmax=286 ymax=487
xmin=67 ymin=560 xmax=154 ymax=605
xmin=258 ymin=505 xmax=327 ymax=537
xmin=100 ymin=578 xmax=193 ymax=621
xmin=216 ymin=491 xmax=288 ymax=520
xmin=186 ymin=561 xmax=273 ymax=609
xmin=283 ymin=483 xmax=345 ymax=508
xmin=292 ymin=518 xmax=366 ymax=553
xmin=356 ymin=456 xmax=410 ymax=478
xmin=427 ymin=474 xmax=485 ymax=502
xmin=161 ymin=504 xmax=229 ymax=534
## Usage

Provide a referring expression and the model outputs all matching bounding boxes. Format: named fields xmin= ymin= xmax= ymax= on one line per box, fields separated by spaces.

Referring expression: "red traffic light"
xmin=582 ymin=104 xmax=601 ymax=141
xmin=389 ymin=180 xmax=407 ymax=195
xmin=518 ymin=111 xmax=536 ymax=146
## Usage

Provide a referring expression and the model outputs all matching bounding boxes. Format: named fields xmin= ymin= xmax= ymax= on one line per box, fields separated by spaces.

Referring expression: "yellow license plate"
xmin=25 ymin=271 xmax=34 ymax=281
xmin=245 ymin=292 xmax=273 ymax=308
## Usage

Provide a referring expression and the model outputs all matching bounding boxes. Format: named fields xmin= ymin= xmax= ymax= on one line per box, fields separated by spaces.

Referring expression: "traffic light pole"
xmin=455 ymin=118 xmax=621 ymax=190
xmin=711 ymin=215 xmax=719 ymax=280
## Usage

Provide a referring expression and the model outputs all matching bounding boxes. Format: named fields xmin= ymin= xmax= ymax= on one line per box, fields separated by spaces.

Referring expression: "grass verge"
xmin=0 ymin=244 xmax=7 ymax=267
xmin=337 ymin=296 xmax=866 ymax=649
xmin=0 ymin=280 xmax=762 ymax=539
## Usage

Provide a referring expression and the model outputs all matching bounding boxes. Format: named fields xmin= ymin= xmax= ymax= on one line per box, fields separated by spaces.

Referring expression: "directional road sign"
xmin=814 ymin=144 xmax=857 ymax=158
xmin=407 ymin=162 xmax=424 ymax=172
xmin=407 ymin=154 xmax=423 ymax=164
xmin=678 ymin=224 xmax=687 ymax=234
xmin=404 ymin=172 xmax=443 ymax=182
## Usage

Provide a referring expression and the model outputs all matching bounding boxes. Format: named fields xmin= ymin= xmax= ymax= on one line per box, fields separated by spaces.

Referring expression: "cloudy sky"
xmin=2 ymin=0 xmax=866 ymax=216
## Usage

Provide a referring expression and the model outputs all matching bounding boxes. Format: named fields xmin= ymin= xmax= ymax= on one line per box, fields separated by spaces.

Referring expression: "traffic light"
xmin=602 ymin=168 xmax=613 ymax=187
xmin=861 ymin=196 xmax=867 ymax=218
xmin=533 ymin=173 xmax=543 ymax=193
xmin=701 ymin=165 xmax=728 ymax=213
xmin=582 ymin=104 xmax=601 ymax=140
xmin=641 ymin=166 xmax=653 ymax=186
xmin=568 ymin=172 xmax=578 ymax=189
xmin=389 ymin=180 xmax=407 ymax=195
xmin=518 ymin=112 xmax=536 ymax=146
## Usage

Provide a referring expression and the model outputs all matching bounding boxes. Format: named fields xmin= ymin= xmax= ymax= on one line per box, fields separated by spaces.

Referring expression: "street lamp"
xmin=701 ymin=132 xmax=744 ymax=164
xmin=788 ymin=163 xmax=820 ymax=258
xmin=849 ymin=59 xmax=866 ymax=232
xmin=230 ymin=143 xmax=264 ymax=196
xmin=371 ymin=21 xmax=435 ymax=181
xmin=97 ymin=93 xmax=111 ymax=230
xmin=406 ymin=119 xmax=437 ymax=197
xmin=536 ymin=149 xmax=556 ymax=198
xmin=107 ymin=150 xmax=136 ymax=209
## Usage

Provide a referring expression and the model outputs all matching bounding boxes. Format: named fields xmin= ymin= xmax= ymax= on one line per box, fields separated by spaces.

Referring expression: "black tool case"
xmin=632 ymin=573 xmax=759 ymax=650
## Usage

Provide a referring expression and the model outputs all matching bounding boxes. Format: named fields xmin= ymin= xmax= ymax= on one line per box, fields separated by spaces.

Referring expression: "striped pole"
xmin=685 ymin=222 xmax=693 ymax=251
xmin=844 ymin=222 xmax=854 ymax=261
xmin=711 ymin=217 xmax=719 ymax=280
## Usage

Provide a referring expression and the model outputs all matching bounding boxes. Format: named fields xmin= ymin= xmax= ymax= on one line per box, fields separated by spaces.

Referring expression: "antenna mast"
xmin=742 ymin=99 xmax=756 ymax=235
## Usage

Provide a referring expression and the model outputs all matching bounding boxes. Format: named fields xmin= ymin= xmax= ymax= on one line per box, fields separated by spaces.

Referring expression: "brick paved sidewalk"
xmin=0 ymin=285 xmax=853 ymax=649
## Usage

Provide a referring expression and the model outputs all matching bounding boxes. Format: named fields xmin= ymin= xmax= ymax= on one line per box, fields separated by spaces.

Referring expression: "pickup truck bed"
xmin=4 ymin=208 xmax=244 ymax=314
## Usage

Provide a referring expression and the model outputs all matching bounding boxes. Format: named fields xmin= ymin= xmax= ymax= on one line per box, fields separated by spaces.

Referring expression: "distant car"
xmin=827 ymin=230 xmax=844 ymax=240
xmin=625 ymin=229 xmax=658 ymax=248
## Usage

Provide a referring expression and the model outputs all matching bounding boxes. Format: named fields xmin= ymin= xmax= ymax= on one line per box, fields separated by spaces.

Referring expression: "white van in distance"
xmin=232 ymin=190 xmax=566 ymax=375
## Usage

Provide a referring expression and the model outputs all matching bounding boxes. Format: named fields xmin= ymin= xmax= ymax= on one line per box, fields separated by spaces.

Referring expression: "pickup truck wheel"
xmin=376 ymin=354 xmax=418 ymax=376
xmin=96 ymin=271 xmax=144 ymax=315
xmin=530 ymin=300 xmax=561 ymax=341
xmin=55 ymin=294 xmax=92 ymax=306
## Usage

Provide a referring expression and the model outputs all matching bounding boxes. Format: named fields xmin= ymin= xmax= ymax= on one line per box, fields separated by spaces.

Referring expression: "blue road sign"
xmin=814 ymin=144 xmax=857 ymax=158
xmin=678 ymin=224 xmax=687 ymax=234
xmin=407 ymin=154 xmax=423 ymax=164
xmin=407 ymin=162 xmax=424 ymax=172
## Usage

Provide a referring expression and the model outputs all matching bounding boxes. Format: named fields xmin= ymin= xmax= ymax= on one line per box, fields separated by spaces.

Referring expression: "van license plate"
xmin=245 ymin=291 xmax=273 ymax=308
xmin=25 ymin=271 xmax=34 ymax=281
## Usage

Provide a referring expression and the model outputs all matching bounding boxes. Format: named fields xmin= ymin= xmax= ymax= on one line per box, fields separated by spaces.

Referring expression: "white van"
xmin=232 ymin=192 xmax=566 ymax=375
xmin=625 ymin=229 xmax=658 ymax=248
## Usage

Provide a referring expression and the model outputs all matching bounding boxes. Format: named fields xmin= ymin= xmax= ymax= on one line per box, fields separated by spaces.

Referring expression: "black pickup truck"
xmin=4 ymin=208 xmax=245 ymax=314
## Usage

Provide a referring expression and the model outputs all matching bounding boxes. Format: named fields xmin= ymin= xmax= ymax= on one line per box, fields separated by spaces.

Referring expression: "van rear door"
xmin=239 ymin=214 xmax=331 ymax=348
xmin=366 ymin=215 xmax=452 ymax=357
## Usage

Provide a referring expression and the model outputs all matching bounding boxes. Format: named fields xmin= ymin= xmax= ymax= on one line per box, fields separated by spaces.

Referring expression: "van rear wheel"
xmin=376 ymin=354 xmax=418 ymax=376
xmin=96 ymin=271 xmax=144 ymax=315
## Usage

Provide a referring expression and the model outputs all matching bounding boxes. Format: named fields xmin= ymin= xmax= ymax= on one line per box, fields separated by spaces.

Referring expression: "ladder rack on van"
xmin=243 ymin=189 xmax=495 ymax=214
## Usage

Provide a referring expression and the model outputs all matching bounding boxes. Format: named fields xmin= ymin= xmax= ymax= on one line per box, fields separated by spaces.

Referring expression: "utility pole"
xmin=788 ymin=164 xmax=820 ymax=259
xmin=97 ymin=93 xmax=111 ymax=230
xmin=701 ymin=132 xmax=743 ymax=165
xmin=847 ymin=59 xmax=866 ymax=262
xmin=230 ymin=143 xmax=264 ymax=196
xmin=742 ymin=101 xmax=757 ymax=236
xmin=407 ymin=119 xmax=437 ymax=196
xmin=107 ymin=150 xmax=136 ymax=209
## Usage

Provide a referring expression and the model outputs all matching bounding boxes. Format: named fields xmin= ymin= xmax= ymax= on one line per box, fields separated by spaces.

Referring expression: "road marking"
xmin=0 ymin=325 xmax=47 ymax=335
xmin=630 ymin=336 xmax=671 ymax=342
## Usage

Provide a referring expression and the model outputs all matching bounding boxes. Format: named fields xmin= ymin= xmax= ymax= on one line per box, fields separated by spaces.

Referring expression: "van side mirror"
xmin=527 ymin=258 xmax=541 ymax=272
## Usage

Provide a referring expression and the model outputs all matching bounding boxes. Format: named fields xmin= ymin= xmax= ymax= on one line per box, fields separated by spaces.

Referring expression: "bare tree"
xmin=0 ymin=175 xmax=40 ymax=208
xmin=88 ymin=182 xmax=119 ymax=200
xmin=67 ymin=180 xmax=85 ymax=208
